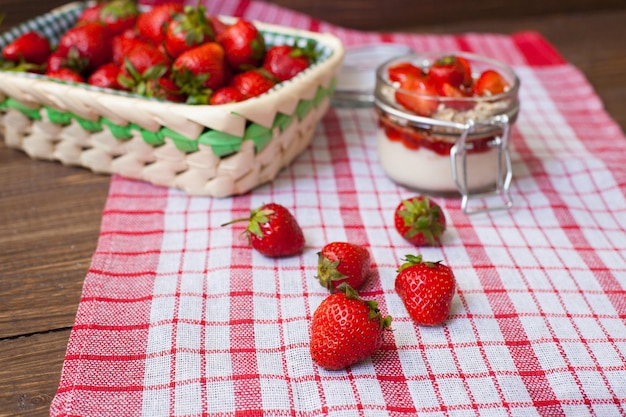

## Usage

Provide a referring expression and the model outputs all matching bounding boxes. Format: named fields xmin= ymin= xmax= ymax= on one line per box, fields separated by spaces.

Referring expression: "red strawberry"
xmin=46 ymin=46 xmax=92 ymax=76
xmin=112 ymin=35 xmax=151 ymax=66
xmin=438 ymin=81 xmax=466 ymax=98
xmin=136 ymin=2 xmax=185 ymax=45
xmin=316 ymin=242 xmax=371 ymax=291
xmin=46 ymin=51 xmax=66 ymax=73
xmin=394 ymin=255 xmax=456 ymax=326
xmin=387 ymin=61 xmax=423 ymax=84
xmin=118 ymin=43 xmax=170 ymax=92
xmin=99 ymin=0 xmax=139 ymax=35
xmin=230 ymin=69 xmax=276 ymax=99
xmin=310 ymin=283 xmax=392 ymax=370
xmin=118 ymin=26 xmax=140 ymax=39
xmin=474 ymin=69 xmax=510 ymax=96
xmin=164 ymin=5 xmax=214 ymax=58
xmin=221 ymin=203 xmax=305 ymax=258
xmin=210 ymin=86 xmax=244 ymax=105
xmin=2 ymin=31 xmax=51 ymax=66
xmin=46 ymin=67 xmax=84 ymax=83
xmin=217 ymin=18 xmax=265 ymax=71
xmin=393 ymin=195 xmax=446 ymax=246
xmin=144 ymin=77 xmax=185 ymax=102
xmin=262 ymin=43 xmax=316 ymax=82
xmin=57 ymin=21 xmax=113 ymax=73
xmin=207 ymin=15 xmax=229 ymax=38
xmin=172 ymin=42 xmax=227 ymax=104
xmin=455 ymin=56 xmax=473 ymax=88
xmin=77 ymin=3 xmax=104 ymax=24
xmin=428 ymin=55 xmax=469 ymax=90
xmin=395 ymin=74 xmax=439 ymax=117
xmin=78 ymin=0 xmax=139 ymax=36
xmin=88 ymin=63 xmax=125 ymax=90
xmin=439 ymin=82 xmax=474 ymax=111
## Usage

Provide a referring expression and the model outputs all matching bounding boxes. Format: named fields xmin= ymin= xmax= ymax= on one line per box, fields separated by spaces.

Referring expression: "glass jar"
xmin=374 ymin=52 xmax=520 ymax=214
xmin=333 ymin=43 xmax=413 ymax=107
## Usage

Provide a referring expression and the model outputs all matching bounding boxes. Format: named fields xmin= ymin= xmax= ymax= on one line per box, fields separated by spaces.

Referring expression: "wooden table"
xmin=1 ymin=1 xmax=625 ymax=415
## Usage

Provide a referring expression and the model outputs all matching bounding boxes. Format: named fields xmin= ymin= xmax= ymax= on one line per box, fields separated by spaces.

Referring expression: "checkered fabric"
xmin=50 ymin=1 xmax=626 ymax=416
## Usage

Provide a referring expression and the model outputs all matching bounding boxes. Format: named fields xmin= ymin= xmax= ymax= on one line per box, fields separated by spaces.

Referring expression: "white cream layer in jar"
xmin=376 ymin=127 xmax=502 ymax=195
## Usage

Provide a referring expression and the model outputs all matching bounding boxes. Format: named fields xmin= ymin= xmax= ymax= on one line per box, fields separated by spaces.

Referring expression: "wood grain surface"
xmin=271 ymin=0 xmax=626 ymax=30
xmin=1 ymin=1 xmax=625 ymax=415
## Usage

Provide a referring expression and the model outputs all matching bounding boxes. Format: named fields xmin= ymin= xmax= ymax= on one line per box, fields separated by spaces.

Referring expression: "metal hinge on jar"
xmin=450 ymin=115 xmax=514 ymax=215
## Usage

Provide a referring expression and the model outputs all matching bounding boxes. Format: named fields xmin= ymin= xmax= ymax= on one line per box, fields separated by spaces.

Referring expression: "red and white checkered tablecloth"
xmin=50 ymin=1 xmax=626 ymax=416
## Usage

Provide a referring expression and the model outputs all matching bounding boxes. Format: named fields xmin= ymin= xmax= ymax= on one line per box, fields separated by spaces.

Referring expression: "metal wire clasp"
xmin=450 ymin=115 xmax=513 ymax=215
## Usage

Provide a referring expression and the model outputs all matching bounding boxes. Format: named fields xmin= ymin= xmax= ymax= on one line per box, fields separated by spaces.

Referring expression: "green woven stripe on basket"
xmin=101 ymin=118 xmax=136 ymax=140
xmin=273 ymin=113 xmax=294 ymax=131
xmin=245 ymin=123 xmax=273 ymax=152
xmin=198 ymin=130 xmax=244 ymax=157
xmin=161 ymin=127 xmax=199 ymax=153
xmin=314 ymin=84 xmax=330 ymax=106
xmin=46 ymin=107 xmax=72 ymax=125
xmin=73 ymin=114 xmax=103 ymax=132
xmin=2 ymin=98 xmax=41 ymax=120
xmin=296 ymin=98 xmax=314 ymax=120
xmin=141 ymin=129 xmax=166 ymax=146
xmin=328 ymin=77 xmax=337 ymax=94
xmin=0 ymin=80 xmax=335 ymax=157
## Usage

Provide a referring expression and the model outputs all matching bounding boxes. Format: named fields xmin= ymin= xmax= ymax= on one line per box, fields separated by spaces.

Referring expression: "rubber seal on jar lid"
xmin=332 ymin=43 xmax=413 ymax=108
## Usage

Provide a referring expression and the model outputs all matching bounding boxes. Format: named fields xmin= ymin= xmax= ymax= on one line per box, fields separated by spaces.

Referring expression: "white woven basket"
xmin=0 ymin=2 xmax=344 ymax=197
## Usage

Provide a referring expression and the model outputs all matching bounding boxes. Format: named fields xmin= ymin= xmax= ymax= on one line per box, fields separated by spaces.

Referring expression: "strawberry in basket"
xmin=217 ymin=18 xmax=266 ymax=71
xmin=262 ymin=41 xmax=319 ymax=82
xmin=164 ymin=4 xmax=215 ymax=58
xmin=171 ymin=42 xmax=228 ymax=104
xmin=56 ymin=21 xmax=114 ymax=74
xmin=136 ymin=2 xmax=185 ymax=45
xmin=1 ymin=31 xmax=51 ymax=71
xmin=77 ymin=0 xmax=140 ymax=36
xmin=1 ymin=1 xmax=317 ymax=105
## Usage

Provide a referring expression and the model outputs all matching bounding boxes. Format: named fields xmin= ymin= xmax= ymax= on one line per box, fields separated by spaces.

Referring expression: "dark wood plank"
xmin=3 ymin=0 xmax=623 ymax=32
xmin=0 ymin=147 xmax=110 ymax=337
xmin=0 ymin=0 xmax=70 ymax=30
xmin=0 ymin=330 xmax=70 ymax=416
xmin=269 ymin=0 xmax=626 ymax=30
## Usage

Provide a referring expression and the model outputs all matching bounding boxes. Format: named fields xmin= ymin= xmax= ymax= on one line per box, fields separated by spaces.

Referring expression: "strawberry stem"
xmin=335 ymin=283 xmax=392 ymax=329
xmin=398 ymin=196 xmax=445 ymax=246
xmin=397 ymin=254 xmax=442 ymax=272
xmin=220 ymin=207 xmax=274 ymax=239
xmin=336 ymin=282 xmax=360 ymax=300
xmin=316 ymin=253 xmax=348 ymax=292
xmin=397 ymin=254 xmax=422 ymax=272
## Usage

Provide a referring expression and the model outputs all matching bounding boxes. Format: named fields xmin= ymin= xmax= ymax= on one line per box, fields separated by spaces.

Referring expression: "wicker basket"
xmin=0 ymin=2 xmax=344 ymax=197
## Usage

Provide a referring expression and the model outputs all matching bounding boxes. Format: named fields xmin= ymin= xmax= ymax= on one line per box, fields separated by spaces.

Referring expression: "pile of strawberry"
xmin=1 ymin=0 xmax=317 ymax=105
xmin=388 ymin=54 xmax=510 ymax=116
xmin=222 ymin=194 xmax=455 ymax=371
